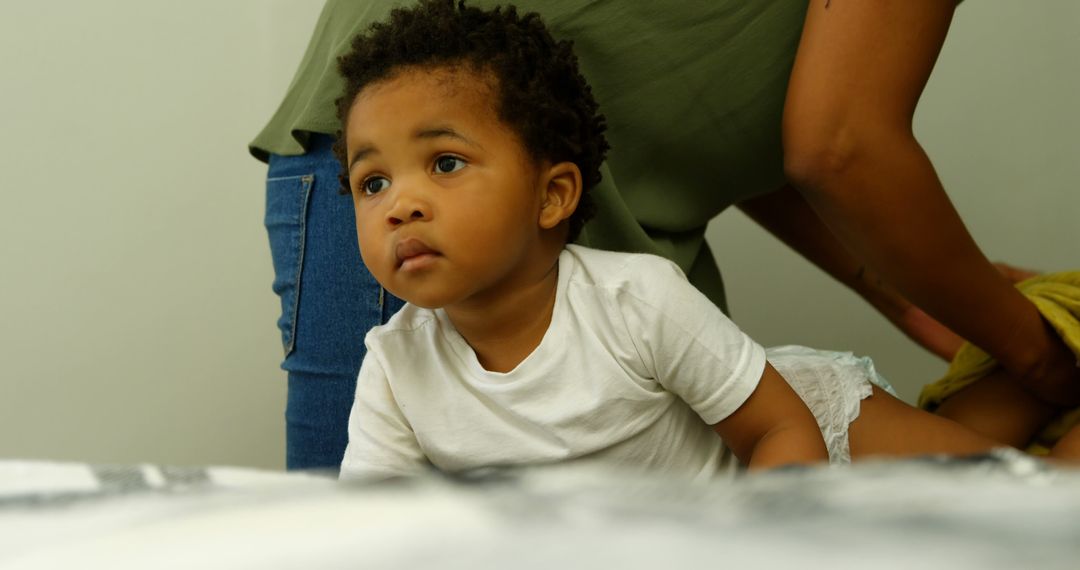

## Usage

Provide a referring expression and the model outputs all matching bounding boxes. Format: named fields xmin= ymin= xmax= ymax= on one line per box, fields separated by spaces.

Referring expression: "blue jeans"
xmin=265 ymin=134 xmax=405 ymax=472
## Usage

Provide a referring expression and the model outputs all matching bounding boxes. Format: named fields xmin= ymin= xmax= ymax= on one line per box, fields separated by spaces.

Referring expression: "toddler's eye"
xmin=361 ymin=176 xmax=390 ymax=196
xmin=434 ymin=155 xmax=466 ymax=174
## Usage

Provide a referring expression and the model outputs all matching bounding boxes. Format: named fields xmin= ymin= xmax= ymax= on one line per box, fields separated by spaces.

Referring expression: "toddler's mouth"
xmin=395 ymin=238 xmax=441 ymax=270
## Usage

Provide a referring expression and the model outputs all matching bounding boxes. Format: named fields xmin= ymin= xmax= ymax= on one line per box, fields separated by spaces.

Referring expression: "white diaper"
xmin=765 ymin=345 xmax=896 ymax=464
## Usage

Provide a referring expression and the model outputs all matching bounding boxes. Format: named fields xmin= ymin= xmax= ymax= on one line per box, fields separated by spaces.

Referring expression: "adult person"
xmin=250 ymin=0 xmax=1078 ymax=471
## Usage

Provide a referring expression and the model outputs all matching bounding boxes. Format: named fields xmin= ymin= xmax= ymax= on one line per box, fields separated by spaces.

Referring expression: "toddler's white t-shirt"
xmin=340 ymin=245 xmax=767 ymax=480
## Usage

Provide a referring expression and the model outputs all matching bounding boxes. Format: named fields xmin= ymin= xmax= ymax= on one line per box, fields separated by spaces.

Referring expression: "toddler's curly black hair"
xmin=333 ymin=0 xmax=608 ymax=242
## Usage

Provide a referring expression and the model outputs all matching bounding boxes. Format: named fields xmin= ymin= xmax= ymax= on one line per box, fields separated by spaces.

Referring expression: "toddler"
xmin=334 ymin=0 xmax=1057 ymax=480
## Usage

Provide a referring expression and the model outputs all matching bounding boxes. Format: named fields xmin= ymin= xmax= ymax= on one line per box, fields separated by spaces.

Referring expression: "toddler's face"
xmin=344 ymin=67 xmax=550 ymax=310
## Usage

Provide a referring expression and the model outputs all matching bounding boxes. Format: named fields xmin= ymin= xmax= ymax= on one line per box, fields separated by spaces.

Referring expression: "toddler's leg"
xmin=769 ymin=346 xmax=1060 ymax=461
xmin=848 ymin=386 xmax=1008 ymax=459
xmin=1049 ymin=423 xmax=1080 ymax=461
xmin=932 ymin=369 xmax=1057 ymax=448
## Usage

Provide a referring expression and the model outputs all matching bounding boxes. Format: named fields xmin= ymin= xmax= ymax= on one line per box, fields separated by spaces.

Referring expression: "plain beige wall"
xmin=0 ymin=1 xmax=1076 ymax=470
xmin=0 ymin=0 xmax=322 ymax=469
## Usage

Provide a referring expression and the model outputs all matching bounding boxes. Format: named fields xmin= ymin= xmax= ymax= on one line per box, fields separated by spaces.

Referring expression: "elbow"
xmin=782 ymin=114 xmax=916 ymax=198
xmin=782 ymin=117 xmax=868 ymax=196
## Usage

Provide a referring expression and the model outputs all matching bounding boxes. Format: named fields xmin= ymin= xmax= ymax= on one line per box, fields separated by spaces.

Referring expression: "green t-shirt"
xmin=250 ymin=0 xmax=809 ymax=313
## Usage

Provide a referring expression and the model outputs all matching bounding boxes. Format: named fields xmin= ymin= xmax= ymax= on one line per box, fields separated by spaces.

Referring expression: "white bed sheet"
xmin=2 ymin=450 xmax=1078 ymax=569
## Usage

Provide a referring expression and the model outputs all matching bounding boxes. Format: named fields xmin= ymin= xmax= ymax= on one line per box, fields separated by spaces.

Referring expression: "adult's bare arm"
xmin=738 ymin=185 xmax=964 ymax=362
xmin=780 ymin=0 xmax=1077 ymax=405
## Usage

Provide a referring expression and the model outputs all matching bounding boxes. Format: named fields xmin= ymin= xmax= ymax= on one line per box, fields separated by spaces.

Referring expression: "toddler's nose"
xmin=386 ymin=188 xmax=430 ymax=227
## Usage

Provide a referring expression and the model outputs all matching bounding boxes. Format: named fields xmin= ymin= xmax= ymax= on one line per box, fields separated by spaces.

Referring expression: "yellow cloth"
xmin=918 ymin=271 xmax=1080 ymax=454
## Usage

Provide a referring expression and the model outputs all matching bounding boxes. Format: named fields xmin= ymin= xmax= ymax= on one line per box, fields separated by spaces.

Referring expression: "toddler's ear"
xmin=538 ymin=162 xmax=582 ymax=230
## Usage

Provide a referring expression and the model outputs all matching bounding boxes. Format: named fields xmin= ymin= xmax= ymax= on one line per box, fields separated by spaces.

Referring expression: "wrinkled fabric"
xmin=919 ymin=272 xmax=1080 ymax=453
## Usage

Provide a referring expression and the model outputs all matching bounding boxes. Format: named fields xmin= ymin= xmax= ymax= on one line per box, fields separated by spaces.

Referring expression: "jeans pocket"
xmin=265 ymin=174 xmax=314 ymax=356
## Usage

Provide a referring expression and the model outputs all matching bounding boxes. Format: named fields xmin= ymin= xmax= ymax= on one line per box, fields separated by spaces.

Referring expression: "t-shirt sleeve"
xmin=340 ymin=348 xmax=429 ymax=481
xmin=617 ymin=255 xmax=767 ymax=425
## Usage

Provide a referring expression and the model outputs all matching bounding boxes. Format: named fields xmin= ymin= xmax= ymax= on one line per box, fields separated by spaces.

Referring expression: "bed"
xmin=2 ymin=450 xmax=1078 ymax=569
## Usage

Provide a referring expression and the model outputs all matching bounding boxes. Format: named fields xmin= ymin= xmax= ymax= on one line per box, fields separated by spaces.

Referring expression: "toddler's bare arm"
xmin=713 ymin=363 xmax=829 ymax=470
